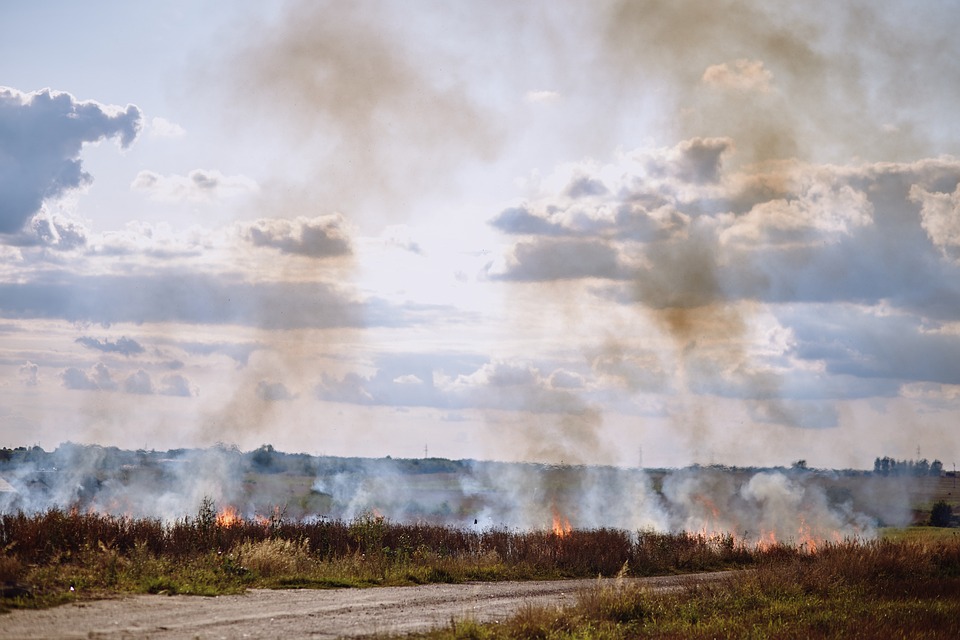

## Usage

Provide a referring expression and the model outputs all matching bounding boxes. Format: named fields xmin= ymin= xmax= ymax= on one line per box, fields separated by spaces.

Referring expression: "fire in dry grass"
xmin=551 ymin=507 xmax=572 ymax=537
xmin=216 ymin=505 xmax=242 ymax=527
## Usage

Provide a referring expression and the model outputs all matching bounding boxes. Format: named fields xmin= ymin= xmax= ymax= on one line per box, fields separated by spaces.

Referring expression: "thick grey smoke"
xmin=0 ymin=445 xmax=243 ymax=522
xmin=1 ymin=445 xmax=906 ymax=547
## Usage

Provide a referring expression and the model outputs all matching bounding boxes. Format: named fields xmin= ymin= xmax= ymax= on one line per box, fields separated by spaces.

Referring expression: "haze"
xmin=2 ymin=0 xmax=959 ymax=470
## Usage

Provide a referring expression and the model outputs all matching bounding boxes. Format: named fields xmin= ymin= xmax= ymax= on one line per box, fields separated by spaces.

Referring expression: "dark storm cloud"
xmin=0 ymin=87 xmax=141 ymax=234
xmin=75 ymin=336 xmax=145 ymax=356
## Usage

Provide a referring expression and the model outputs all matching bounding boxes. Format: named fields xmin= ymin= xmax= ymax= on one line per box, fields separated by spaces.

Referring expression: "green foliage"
xmin=930 ymin=500 xmax=953 ymax=527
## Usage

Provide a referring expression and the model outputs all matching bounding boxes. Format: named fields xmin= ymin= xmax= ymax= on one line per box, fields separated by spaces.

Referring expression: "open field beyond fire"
xmin=2 ymin=445 xmax=959 ymax=637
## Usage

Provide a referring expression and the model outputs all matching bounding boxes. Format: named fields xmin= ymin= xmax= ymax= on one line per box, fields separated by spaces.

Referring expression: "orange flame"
xmin=551 ymin=507 xmax=572 ymax=537
xmin=216 ymin=505 xmax=242 ymax=527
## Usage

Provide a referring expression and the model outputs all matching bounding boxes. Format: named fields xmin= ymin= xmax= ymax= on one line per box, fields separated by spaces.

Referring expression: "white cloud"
xmin=131 ymin=169 xmax=258 ymax=203
xmin=702 ymin=59 xmax=773 ymax=93
xmin=911 ymin=184 xmax=960 ymax=259
xmin=61 ymin=362 xmax=117 ymax=391
xmin=18 ymin=361 xmax=38 ymax=386
xmin=524 ymin=90 xmax=560 ymax=103
xmin=124 ymin=369 xmax=154 ymax=394
xmin=159 ymin=374 xmax=196 ymax=397
xmin=0 ymin=86 xmax=141 ymax=235
xmin=146 ymin=116 xmax=185 ymax=138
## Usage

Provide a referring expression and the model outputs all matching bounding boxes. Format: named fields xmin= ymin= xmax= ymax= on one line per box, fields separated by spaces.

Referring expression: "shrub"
xmin=930 ymin=500 xmax=953 ymax=527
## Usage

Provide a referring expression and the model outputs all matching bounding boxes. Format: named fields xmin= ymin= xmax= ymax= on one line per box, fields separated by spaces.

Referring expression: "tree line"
xmin=872 ymin=456 xmax=943 ymax=477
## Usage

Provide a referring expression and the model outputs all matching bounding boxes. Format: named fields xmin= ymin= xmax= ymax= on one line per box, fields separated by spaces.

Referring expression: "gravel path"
xmin=0 ymin=572 xmax=735 ymax=639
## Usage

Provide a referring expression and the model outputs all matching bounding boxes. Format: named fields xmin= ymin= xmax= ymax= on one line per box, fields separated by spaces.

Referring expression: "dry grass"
xmin=417 ymin=538 xmax=960 ymax=639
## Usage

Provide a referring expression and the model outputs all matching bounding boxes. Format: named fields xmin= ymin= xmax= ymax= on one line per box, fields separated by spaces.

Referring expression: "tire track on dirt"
xmin=0 ymin=571 xmax=737 ymax=639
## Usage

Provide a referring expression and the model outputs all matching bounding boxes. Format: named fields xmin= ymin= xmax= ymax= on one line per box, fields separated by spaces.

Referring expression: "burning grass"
xmin=2 ymin=503 xmax=956 ymax=634
xmin=1 ymin=505 xmax=794 ymax=612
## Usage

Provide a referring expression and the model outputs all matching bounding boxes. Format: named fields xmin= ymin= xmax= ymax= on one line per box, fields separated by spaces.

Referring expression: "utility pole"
xmin=424 ymin=444 xmax=428 ymax=459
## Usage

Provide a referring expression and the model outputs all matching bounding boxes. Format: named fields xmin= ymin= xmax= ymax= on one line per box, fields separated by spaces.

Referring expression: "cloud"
xmin=910 ymin=183 xmax=960 ymax=260
xmin=485 ymin=139 xmax=960 ymax=421
xmin=0 ymin=87 xmax=142 ymax=234
xmin=490 ymin=238 xmax=628 ymax=281
xmin=602 ymin=0 xmax=960 ymax=163
xmin=173 ymin=340 xmax=262 ymax=366
xmin=256 ymin=380 xmax=296 ymax=402
xmin=61 ymin=362 xmax=116 ymax=391
xmin=145 ymin=116 xmax=185 ymax=138
xmin=241 ymin=214 xmax=352 ymax=258
xmin=702 ymin=59 xmax=773 ymax=93
xmin=18 ymin=361 xmax=38 ymax=386
xmin=75 ymin=336 xmax=145 ymax=356
xmin=489 ymin=205 xmax=573 ymax=237
xmin=316 ymin=354 xmax=596 ymax=415
xmin=0 ymin=271 xmax=367 ymax=329
xmin=159 ymin=374 xmax=195 ymax=397
xmin=60 ymin=363 xmax=195 ymax=397
xmin=381 ymin=225 xmax=424 ymax=255
xmin=525 ymin=90 xmax=561 ymax=103
xmin=123 ymin=369 xmax=154 ymax=394
xmin=3 ymin=212 xmax=88 ymax=251
xmin=131 ymin=169 xmax=258 ymax=203
xmin=90 ymin=221 xmax=210 ymax=259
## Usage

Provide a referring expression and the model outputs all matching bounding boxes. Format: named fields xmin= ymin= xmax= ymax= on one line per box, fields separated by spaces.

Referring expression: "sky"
xmin=2 ymin=0 xmax=960 ymax=470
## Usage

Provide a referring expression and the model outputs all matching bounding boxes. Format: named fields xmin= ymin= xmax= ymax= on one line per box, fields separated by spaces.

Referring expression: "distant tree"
xmin=931 ymin=460 xmax=944 ymax=476
xmin=879 ymin=457 xmax=892 ymax=476
xmin=251 ymin=444 xmax=276 ymax=471
xmin=792 ymin=460 xmax=808 ymax=471
xmin=930 ymin=500 xmax=953 ymax=527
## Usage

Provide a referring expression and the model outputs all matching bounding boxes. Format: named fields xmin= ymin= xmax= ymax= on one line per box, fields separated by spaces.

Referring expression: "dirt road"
xmin=0 ymin=572 xmax=734 ymax=639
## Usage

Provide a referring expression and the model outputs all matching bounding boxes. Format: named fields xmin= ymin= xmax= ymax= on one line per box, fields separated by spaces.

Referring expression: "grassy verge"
xmin=3 ymin=508 xmax=773 ymax=612
xmin=4 ymin=507 xmax=958 ymax=639
xmin=411 ymin=538 xmax=960 ymax=639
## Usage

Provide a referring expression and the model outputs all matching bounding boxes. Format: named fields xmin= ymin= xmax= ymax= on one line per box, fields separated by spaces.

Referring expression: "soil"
xmin=0 ymin=572 xmax=734 ymax=639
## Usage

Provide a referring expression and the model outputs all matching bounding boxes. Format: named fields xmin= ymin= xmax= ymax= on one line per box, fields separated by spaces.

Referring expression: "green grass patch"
xmin=881 ymin=526 xmax=960 ymax=543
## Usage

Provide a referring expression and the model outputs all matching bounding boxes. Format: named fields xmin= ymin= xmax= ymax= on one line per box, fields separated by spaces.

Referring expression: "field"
xmin=1 ymin=509 xmax=958 ymax=638
xmin=2 ymin=447 xmax=959 ymax=637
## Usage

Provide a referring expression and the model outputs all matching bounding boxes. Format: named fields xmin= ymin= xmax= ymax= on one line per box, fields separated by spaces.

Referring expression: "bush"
xmin=930 ymin=501 xmax=953 ymax=528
